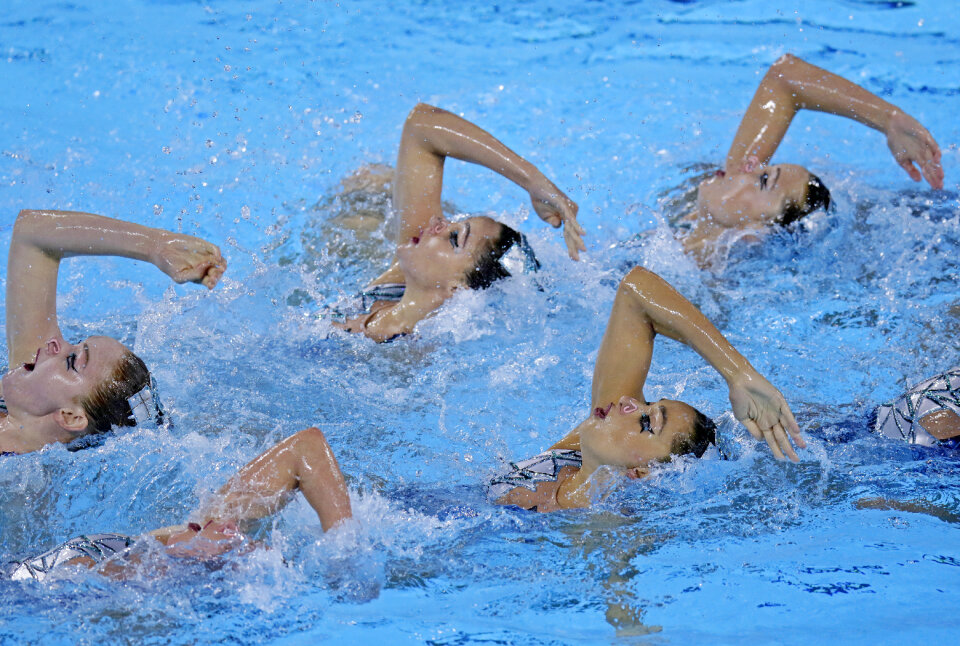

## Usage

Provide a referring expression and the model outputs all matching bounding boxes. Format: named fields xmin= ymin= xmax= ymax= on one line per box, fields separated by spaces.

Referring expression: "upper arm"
xmin=6 ymin=210 xmax=62 ymax=367
xmin=589 ymin=268 xmax=656 ymax=408
xmin=725 ymin=54 xmax=800 ymax=172
xmin=392 ymin=104 xmax=447 ymax=243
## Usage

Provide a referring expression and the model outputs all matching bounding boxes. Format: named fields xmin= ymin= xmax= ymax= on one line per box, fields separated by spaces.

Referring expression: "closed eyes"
xmin=639 ymin=414 xmax=651 ymax=433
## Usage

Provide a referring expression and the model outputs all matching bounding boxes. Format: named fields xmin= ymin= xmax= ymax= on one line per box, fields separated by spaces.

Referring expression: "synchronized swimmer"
xmin=333 ymin=103 xmax=582 ymax=342
xmin=0 ymin=209 xmax=224 ymax=455
xmin=677 ymin=54 xmax=942 ymax=262
xmin=2 ymin=54 xmax=954 ymax=584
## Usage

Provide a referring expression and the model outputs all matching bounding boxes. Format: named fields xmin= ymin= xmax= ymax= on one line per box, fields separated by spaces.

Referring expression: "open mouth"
xmin=23 ymin=362 xmax=35 ymax=372
xmin=594 ymin=403 xmax=614 ymax=419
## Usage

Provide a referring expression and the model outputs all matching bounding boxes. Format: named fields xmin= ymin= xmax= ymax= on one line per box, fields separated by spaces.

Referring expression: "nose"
xmin=427 ymin=216 xmax=447 ymax=235
xmin=618 ymin=395 xmax=640 ymax=414
xmin=45 ymin=338 xmax=61 ymax=356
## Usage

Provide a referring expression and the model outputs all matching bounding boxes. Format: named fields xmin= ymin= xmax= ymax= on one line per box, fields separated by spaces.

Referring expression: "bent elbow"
xmin=13 ymin=209 xmax=48 ymax=238
xmin=405 ymin=102 xmax=440 ymax=126
xmin=621 ymin=266 xmax=658 ymax=292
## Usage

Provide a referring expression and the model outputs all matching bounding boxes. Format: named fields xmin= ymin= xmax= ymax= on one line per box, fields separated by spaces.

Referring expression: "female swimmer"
xmin=489 ymin=266 xmax=805 ymax=511
xmin=5 ymin=427 xmax=351 ymax=581
xmin=0 ymin=209 xmax=225 ymax=454
xmin=679 ymin=54 xmax=943 ymax=261
xmin=334 ymin=103 xmax=583 ymax=342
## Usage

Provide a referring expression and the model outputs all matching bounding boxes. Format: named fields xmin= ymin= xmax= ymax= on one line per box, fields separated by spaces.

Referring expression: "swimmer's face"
xmin=1 ymin=335 xmax=127 ymax=418
xmin=396 ymin=214 xmax=504 ymax=289
xmin=581 ymin=396 xmax=699 ymax=468
xmin=696 ymin=163 xmax=810 ymax=228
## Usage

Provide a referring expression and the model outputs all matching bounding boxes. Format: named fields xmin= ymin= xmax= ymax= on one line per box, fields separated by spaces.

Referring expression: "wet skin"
xmin=1 ymin=335 xmax=126 ymax=417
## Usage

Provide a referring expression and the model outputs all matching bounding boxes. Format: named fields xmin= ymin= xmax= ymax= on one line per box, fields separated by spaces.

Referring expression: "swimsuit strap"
xmin=359 ymin=282 xmax=406 ymax=310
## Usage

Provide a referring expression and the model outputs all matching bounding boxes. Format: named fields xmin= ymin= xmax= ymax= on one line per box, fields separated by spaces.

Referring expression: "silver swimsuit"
xmin=874 ymin=367 xmax=960 ymax=447
xmin=487 ymin=449 xmax=582 ymax=501
xmin=6 ymin=533 xmax=135 ymax=582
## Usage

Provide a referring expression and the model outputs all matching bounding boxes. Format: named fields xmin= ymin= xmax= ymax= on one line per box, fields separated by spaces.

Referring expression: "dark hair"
xmin=777 ymin=172 xmax=832 ymax=227
xmin=78 ymin=350 xmax=151 ymax=435
xmin=464 ymin=223 xmax=535 ymax=290
xmin=670 ymin=406 xmax=716 ymax=459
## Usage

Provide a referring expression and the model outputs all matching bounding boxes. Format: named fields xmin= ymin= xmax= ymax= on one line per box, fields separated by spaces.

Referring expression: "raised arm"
xmin=591 ymin=267 xmax=804 ymax=460
xmin=393 ymin=103 xmax=584 ymax=259
xmin=726 ymin=54 xmax=943 ymax=188
xmin=194 ymin=427 xmax=352 ymax=533
xmin=5 ymin=209 xmax=225 ymax=367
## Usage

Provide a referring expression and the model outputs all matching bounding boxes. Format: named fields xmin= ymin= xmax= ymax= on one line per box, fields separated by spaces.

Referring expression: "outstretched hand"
xmin=886 ymin=111 xmax=943 ymax=190
xmin=154 ymin=232 xmax=226 ymax=289
xmin=528 ymin=181 xmax=585 ymax=260
xmin=728 ymin=369 xmax=805 ymax=462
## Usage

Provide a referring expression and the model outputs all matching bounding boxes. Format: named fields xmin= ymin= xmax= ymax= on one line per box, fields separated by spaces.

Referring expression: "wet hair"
xmin=670 ymin=406 xmax=717 ymax=459
xmin=777 ymin=172 xmax=832 ymax=227
xmin=78 ymin=350 xmax=151 ymax=436
xmin=464 ymin=223 xmax=539 ymax=290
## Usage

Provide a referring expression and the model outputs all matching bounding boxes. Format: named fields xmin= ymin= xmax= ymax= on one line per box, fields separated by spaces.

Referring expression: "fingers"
xmin=563 ymin=221 xmax=587 ymax=261
xmin=741 ymin=418 xmax=763 ymax=442
xmin=899 ymin=158 xmax=922 ymax=183
xmin=922 ymin=158 xmax=944 ymax=190
xmin=202 ymin=263 xmax=226 ymax=290
xmin=761 ymin=426 xmax=786 ymax=461
xmin=744 ymin=417 xmax=801 ymax=461
xmin=772 ymin=423 xmax=799 ymax=462
xmin=779 ymin=404 xmax=805 ymax=449
xmin=564 ymin=229 xmax=581 ymax=261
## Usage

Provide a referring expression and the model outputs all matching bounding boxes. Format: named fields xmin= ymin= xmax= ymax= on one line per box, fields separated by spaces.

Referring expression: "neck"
xmin=555 ymin=467 xmax=592 ymax=509
xmin=392 ymin=284 xmax=453 ymax=325
xmin=0 ymin=408 xmax=74 ymax=455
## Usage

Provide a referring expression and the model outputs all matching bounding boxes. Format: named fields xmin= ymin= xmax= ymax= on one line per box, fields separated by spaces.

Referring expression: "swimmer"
xmin=5 ymin=427 xmax=351 ymax=581
xmin=490 ymin=266 xmax=804 ymax=511
xmin=333 ymin=103 xmax=583 ymax=342
xmin=0 ymin=210 xmax=226 ymax=455
xmin=678 ymin=54 xmax=943 ymax=262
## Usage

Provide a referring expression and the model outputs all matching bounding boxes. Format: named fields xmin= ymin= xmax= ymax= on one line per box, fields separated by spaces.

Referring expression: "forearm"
xmin=727 ymin=54 xmax=903 ymax=169
xmin=620 ymin=267 xmax=752 ymax=382
xmin=14 ymin=209 xmax=161 ymax=263
xmin=403 ymin=104 xmax=543 ymax=192
xmin=775 ymin=55 xmax=899 ymax=131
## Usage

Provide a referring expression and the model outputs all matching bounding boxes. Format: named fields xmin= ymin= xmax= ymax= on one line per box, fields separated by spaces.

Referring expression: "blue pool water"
xmin=1 ymin=0 xmax=959 ymax=643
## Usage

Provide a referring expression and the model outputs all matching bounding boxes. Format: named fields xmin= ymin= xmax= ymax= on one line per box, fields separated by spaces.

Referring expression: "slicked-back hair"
xmin=778 ymin=172 xmax=832 ymax=227
xmin=78 ymin=350 xmax=151 ymax=436
xmin=670 ymin=406 xmax=717 ymax=459
xmin=464 ymin=223 xmax=525 ymax=290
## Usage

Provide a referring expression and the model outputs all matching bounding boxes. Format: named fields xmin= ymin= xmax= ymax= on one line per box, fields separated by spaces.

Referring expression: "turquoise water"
xmin=1 ymin=0 xmax=959 ymax=643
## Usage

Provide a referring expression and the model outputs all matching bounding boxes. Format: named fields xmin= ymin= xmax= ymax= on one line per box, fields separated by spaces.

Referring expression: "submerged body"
xmin=5 ymin=428 xmax=351 ymax=581
xmin=873 ymin=367 xmax=960 ymax=447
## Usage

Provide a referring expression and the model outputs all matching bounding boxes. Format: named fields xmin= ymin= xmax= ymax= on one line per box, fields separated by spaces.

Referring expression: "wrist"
xmin=147 ymin=229 xmax=169 ymax=266
xmin=722 ymin=359 xmax=757 ymax=386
